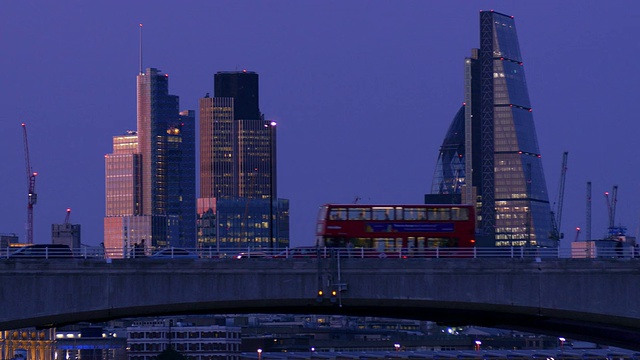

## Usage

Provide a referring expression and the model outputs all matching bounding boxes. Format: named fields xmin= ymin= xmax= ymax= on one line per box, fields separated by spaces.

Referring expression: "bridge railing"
xmin=2 ymin=244 xmax=638 ymax=260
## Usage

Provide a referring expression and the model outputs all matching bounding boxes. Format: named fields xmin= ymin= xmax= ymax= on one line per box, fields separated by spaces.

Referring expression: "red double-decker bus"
xmin=316 ymin=204 xmax=476 ymax=255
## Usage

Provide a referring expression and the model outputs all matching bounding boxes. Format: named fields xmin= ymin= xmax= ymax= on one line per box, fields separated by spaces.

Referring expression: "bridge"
xmin=1 ymin=256 xmax=640 ymax=350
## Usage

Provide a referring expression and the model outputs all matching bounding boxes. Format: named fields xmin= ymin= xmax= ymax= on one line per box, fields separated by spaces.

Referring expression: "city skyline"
xmin=1 ymin=1 xmax=640 ymax=248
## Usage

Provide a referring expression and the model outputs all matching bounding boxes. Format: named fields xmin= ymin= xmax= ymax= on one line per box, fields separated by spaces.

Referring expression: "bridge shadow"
xmin=1 ymin=258 xmax=640 ymax=350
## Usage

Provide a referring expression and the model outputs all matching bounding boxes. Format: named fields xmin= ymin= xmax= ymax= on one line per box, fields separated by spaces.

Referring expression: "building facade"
xmin=54 ymin=326 xmax=127 ymax=360
xmin=127 ymin=323 xmax=241 ymax=360
xmin=51 ymin=223 xmax=81 ymax=249
xmin=1 ymin=329 xmax=55 ymax=360
xmin=199 ymin=71 xmax=289 ymax=250
xmin=104 ymin=68 xmax=196 ymax=257
xmin=137 ymin=68 xmax=196 ymax=249
xmin=429 ymin=11 xmax=554 ymax=247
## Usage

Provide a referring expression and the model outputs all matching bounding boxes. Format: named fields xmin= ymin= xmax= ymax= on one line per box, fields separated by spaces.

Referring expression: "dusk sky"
xmin=1 ymin=1 xmax=639 ymax=248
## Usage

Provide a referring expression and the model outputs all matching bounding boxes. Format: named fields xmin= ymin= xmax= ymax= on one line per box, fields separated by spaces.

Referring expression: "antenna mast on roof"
xmin=139 ymin=23 xmax=143 ymax=75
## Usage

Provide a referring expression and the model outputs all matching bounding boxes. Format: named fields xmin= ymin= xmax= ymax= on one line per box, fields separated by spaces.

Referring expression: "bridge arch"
xmin=1 ymin=258 xmax=639 ymax=349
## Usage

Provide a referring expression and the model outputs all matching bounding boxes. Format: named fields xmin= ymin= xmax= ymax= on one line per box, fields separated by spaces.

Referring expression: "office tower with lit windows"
xmin=428 ymin=11 xmax=554 ymax=247
xmin=104 ymin=68 xmax=195 ymax=257
xmin=199 ymin=71 xmax=289 ymax=249
xmin=137 ymin=68 xmax=195 ymax=248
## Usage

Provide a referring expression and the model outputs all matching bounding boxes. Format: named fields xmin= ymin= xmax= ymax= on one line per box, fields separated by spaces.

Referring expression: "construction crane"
xmin=604 ymin=185 xmax=624 ymax=239
xmin=604 ymin=186 xmax=618 ymax=229
xmin=21 ymin=123 xmax=38 ymax=244
xmin=550 ymin=151 xmax=569 ymax=241
xmin=64 ymin=208 xmax=71 ymax=224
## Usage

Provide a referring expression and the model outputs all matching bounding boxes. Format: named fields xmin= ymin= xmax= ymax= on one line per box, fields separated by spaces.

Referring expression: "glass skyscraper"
xmin=429 ymin=11 xmax=554 ymax=247
xmin=199 ymin=71 xmax=289 ymax=250
xmin=104 ymin=68 xmax=195 ymax=257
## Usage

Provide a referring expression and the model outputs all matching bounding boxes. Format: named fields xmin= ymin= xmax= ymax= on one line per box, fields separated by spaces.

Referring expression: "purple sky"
xmin=1 ymin=1 xmax=639 ymax=248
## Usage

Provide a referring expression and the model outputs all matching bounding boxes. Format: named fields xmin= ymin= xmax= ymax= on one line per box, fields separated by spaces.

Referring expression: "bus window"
xmin=404 ymin=208 xmax=426 ymax=220
xmin=317 ymin=205 xmax=328 ymax=221
xmin=451 ymin=207 xmax=469 ymax=220
xmin=329 ymin=208 xmax=346 ymax=220
xmin=406 ymin=237 xmax=415 ymax=250
xmin=348 ymin=208 xmax=371 ymax=220
xmin=427 ymin=237 xmax=458 ymax=247
xmin=372 ymin=207 xmax=393 ymax=220
xmin=325 ymin=237 xmax=347 ymax=247
xmin=351 ymin=238 xmax=372 ymax=247
xmin=395 ymin=207 xmax=403 ymax=220
xmin=394 ymin=238 xmax=403 ymax=250
xmin=428 ymin=208 xmax=450 ymax=221
xmin=373 ymin=238 xmax=394 ymax=252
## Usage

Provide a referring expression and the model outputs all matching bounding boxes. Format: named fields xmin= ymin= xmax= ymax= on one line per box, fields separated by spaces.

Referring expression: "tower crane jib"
xmin=21 ymin=123 xmax=38 ymax=244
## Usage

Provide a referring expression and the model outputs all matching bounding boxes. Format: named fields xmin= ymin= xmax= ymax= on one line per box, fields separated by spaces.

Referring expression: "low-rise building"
xmin=127 ymin=319 xmax=241 ymax=360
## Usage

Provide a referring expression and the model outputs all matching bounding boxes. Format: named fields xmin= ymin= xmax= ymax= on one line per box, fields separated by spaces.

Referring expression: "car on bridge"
xmin=234 ymin=251 xmax=269 ymax=259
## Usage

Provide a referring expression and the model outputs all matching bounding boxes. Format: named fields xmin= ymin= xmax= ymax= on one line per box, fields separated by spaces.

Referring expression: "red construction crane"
xmin=64 ymin=208 xmax=71 ymax=225
xmin=22 ymin=123 xmax=37 ymax=244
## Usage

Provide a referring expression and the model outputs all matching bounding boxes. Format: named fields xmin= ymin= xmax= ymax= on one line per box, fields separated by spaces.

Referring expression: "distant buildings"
xmin=428 ymin=11 xmax=554 ymax=247
xmin=0 ymin=233 xmax=18 ymax=248
xmin=54 ymin=326 xmax=127 ymax=360
xmin=0 ymin=329 xmax=55 ymax=360
xmin=51 ymin=223 xmax=81 ymax=249
xmin=104 ymin=68 xmax=196 ymax=257
xmin=198 ymin=71 xmax=289 ymax=250
xmin=104 ymin=69 xmax=288 ymax=254
xmin=127 ymin=320 xmax=241 ymax=360
xmin=51 ymin=209 xmax=81 ymax=248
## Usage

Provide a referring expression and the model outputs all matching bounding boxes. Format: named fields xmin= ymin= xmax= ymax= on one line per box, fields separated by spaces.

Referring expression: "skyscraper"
xmin=199 ymin=71 xmax=289 ymax=249
xmin=104 ymin=68 xmax=195 ymax=257
xmin=429 ymin=11 xmax=554 ymax=247
xmin=136 ymin=68 xmax=195 ymax=249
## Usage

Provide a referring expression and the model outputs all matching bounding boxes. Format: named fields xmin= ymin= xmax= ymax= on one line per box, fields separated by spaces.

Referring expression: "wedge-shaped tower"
xmin=429 ymin=11 xmax=554 ymax=247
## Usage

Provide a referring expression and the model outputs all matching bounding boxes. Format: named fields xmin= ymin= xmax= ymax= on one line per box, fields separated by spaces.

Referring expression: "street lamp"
xmin=475 ymin=340 xmax=482 ymax=351
xmin=257 ymin=348 xmax=262 ymax=360
xmin=394 ymin=343 xmax=400 ymax=352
